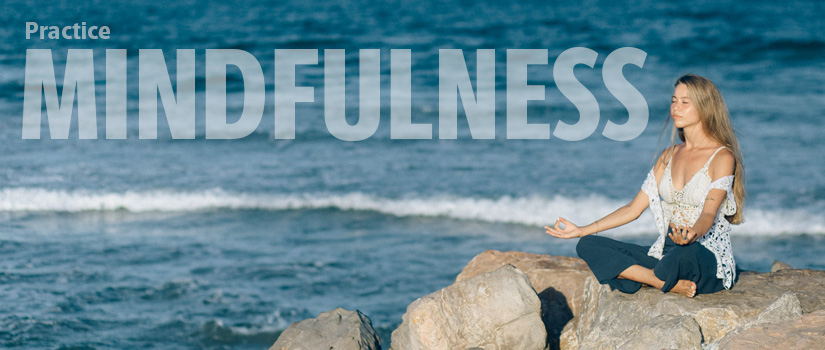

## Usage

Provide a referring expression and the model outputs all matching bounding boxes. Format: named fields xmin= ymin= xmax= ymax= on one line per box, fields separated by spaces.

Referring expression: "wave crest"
xmin=0 ymin=188 xmax=822 ymax=235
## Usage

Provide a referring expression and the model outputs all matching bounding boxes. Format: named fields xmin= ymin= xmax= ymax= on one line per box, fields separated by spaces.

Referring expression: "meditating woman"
xmin=545 ymin=74 xmax=746 ymax=298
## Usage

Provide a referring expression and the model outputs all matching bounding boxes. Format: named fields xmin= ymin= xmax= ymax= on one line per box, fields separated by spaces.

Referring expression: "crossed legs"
xmin=577 ymin=234 xmax=698 ymax=297
xmin=618 ymin=264 xmax=696 ymax=297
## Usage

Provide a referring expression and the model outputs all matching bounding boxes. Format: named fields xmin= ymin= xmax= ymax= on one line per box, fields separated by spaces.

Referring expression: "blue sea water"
xmin=1 ymin=0 xmax=825 ymax=348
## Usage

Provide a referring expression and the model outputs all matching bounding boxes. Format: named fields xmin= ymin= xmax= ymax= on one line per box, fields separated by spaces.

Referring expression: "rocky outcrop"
xmin=561 ymin=268 xmax=825 ymax=350
xmin=269 ymin=307 xmax=380 ymax=350
xmin=390 ymin=265 xmax=546 ymax=350
xmin=455 ymin=250 xmax=593 ymax=349
xmin=268 ymin=252 xmax=825 ymax=350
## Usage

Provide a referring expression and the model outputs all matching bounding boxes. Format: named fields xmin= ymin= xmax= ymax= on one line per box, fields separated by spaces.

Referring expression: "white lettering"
xmin=22 ymin=49 xmax=97 ymax=139
xmin=506 ymin=49 xmax=549 ymax=139
xmin=205 ymin=49 xmax=265 ymax=139
xmin=274 ymin=49 xmax=317 ymax=139
xmin=438 ymin=49 xmax=495 ymax=139
xmin=553 ymin=47 xmax=599 ymax=141
xmin=138 ymin=49 xmax=196 ymax=139
xmin=324 ymin=49 xmax=381 ymax=141
xmin=391 ymin=49 xmax=432 ymax=139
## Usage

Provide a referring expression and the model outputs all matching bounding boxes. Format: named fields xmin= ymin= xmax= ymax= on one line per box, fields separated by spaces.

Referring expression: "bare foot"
xmin=670 ymin=280 xmax=697 ymax=298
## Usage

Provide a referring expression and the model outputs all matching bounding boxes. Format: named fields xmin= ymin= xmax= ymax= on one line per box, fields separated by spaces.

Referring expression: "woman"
xmin=545 ymin=74 xmax=746 ymax=298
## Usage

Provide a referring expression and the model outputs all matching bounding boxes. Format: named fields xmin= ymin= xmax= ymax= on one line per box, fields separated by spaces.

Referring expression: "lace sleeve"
xmin=641 ymin=168 xmax=668 ymax=259
xmin=696 ymin=175 xmax=737 ymax=289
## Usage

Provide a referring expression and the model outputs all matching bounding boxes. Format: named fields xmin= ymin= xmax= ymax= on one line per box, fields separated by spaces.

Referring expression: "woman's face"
xmin=671 ymin=83 xmax=701 ymax=129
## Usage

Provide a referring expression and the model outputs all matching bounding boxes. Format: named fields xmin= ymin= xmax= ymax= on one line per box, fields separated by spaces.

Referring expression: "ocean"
xmin=1 ymin=0 xmax=824 ymax=348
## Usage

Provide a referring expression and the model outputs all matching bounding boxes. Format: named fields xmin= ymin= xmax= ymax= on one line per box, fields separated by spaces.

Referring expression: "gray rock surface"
xmin=455 ymin=250 xmax=592 ymax=349
xmin=269 ymin=307 xmax=380 ymax=350
xmin=562 ymin=268 xmax=825 ymax=350
xmin=390 ymin=265 xmax=546 ymax=350
xmin=617 ymin=315 xmax=703 ymax=350
xmin=714 ymin=309 xmax=825 ymax=349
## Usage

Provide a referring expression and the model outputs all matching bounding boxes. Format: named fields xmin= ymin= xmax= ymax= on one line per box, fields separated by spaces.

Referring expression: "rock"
xmin=771 ymin=260 xmax=795 ymax=272
xmin=714 ymin=309 xmax=825 ymax=349
xmin=741 ymin=292 xmax=803 ymax=328
xmin=456 ymin=250 xmax=591 ymax=316
xmin=269 ymin=307 xmax=380 ymax=350
xmin=701 ymin=292 xmax=802 ymax=349
xmin=562 ymin=268 xmax=825 ymax=350
xmin=390 ymin=265 xmax=546 ymax=350
xmin=617 ymin=315 xmax=703 ymax=350
xmin=558 ymin=318 xmax=580 ymax=350
xmin=703 ymin=292 xmax=802 ymax=349
xmin=455 ymin=250 xmax=593 ymax=349
xmin=747 ymin=269 xmax=825 ymax=313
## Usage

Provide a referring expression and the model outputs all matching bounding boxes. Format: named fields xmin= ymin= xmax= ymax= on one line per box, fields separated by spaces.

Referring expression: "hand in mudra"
xmin=669 ymin=223 xmax=698 ymax=245
xmin=545 ymin=217 xmax=583 ymax=239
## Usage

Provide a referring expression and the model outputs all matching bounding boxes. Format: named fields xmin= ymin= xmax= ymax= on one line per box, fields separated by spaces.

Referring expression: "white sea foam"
xmin=0 ymin=187 xmax=822 ymax=236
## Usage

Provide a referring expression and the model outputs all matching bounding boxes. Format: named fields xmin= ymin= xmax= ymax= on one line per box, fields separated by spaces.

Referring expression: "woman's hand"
xmin=545 ymin=217 xmax=584 ymax=239
xmin=669 ymin=223 xmax=699 ymax=245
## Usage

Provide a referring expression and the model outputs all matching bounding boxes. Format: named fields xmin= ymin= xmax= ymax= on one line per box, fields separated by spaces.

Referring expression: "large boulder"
xmin=714 ymin=308 xmax=825 ymax=349
xmin=456 ymin=250 xmax=591 ymax=317
xmin=562 ymin=268 xmax=825 ymax=350
xmin=390 ymin=265 xmax=546 ymax=350
xmin=455 ymin=250 xmax=593 ymax=349
xmin=269 ymin=308 xmax=380 ymax=350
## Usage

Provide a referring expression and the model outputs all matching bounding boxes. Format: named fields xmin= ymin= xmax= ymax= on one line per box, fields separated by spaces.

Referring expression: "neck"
xmin=681 ymin=124 xmax=715 ymax=149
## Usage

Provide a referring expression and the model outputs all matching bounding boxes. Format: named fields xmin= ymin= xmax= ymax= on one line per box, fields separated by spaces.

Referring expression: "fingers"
xmin=668 ymin=226 xmax=690 ymax=245
xmin=679 ymin=226 xmax=687 ymax=243
xmin=668 ymin=231 xmax=679 ymax=245
xmin=666 ymin=224 xmax=700 ymax=245
xmin=545 ymin=222 xmax=577 ymax=239
xmin=675 ymin=226 xmax=697 ymax=245
xmin=545 ymin=225 xmax=563 ymax=238
xmin=557 ymin=217 xmax=572 ymax=231
xmin=685 ymin=228 xmax=697 ymax=244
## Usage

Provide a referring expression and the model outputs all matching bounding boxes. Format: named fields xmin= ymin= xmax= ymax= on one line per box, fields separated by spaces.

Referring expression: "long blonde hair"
xmin=660 ymin=74 xmax=746 ymax=224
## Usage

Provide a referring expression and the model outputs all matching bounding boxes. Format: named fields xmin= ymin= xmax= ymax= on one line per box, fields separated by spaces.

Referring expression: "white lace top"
xmin=641 ymin=146 xmax=738 ymax=289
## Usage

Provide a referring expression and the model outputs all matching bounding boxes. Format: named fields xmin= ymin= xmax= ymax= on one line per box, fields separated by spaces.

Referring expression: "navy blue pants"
xmin=576 ymin=228 xmax=725 ymax=294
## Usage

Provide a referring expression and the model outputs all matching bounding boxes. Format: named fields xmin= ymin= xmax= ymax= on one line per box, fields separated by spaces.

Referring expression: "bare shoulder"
xmin=654 ymin=145 xmax=677 ymax=171
xmin=709 ymin=147 xmax=736 ymax=180
xmin=653 ymin=145 xmax=677 ymax=181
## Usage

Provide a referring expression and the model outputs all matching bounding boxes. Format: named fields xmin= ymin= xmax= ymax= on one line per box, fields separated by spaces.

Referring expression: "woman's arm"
xmin=688 ymin=188 xmax=729 ymax=237
xmin=545 ymin=189 xmax=650 ymax=238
